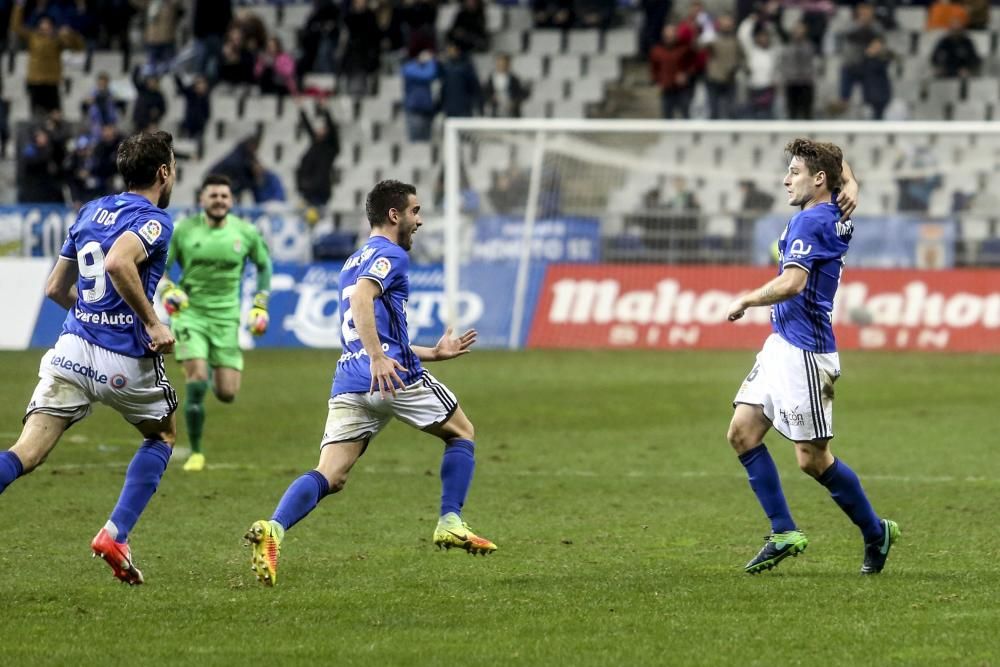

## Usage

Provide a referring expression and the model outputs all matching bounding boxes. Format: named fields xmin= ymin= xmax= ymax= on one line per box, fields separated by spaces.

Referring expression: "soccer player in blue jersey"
xmin=0 ymin=131 xmax=178 ymax=585
xmin=245 ymin=180 xmax=495 ymax=586
xmin=725 ymin=138 xmax=899 ymax=575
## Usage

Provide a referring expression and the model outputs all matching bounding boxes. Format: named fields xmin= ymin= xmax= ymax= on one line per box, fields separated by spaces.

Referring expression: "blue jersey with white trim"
xmin=59 ymin=192 xmax=173 ymax=358
xmin=332 ymin=236 xmax=424 ymax=395
xmin=772 ymin=198 xmax=852 ymax=353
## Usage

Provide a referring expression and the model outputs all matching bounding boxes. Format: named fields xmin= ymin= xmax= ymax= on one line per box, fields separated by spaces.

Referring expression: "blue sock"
xmin=271 ymin=470 xmax=330 ymax=531
xmin=440 ymin=438 xmax=475 ymax=516
xmin=738 ymin=444 xmax=797 ymax=534
xmin=0 ymin=451 xmax=24 ymax=495
xmin=818 ymin=458 xmax=883 ymax=544
xmin=108 ymin=440 xmax=172 ymax=543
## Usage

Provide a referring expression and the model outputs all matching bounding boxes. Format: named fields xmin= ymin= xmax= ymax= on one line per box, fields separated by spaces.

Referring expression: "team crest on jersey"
xmin=110 ymin=374 xmax=128 ymax=389
xmin=233 ymin=238 xmax=242 ymax=253
xmin=371 ymin=257 xmax=392 ymax=279
xmin=138 ymin=220 xmax=162 ymax=244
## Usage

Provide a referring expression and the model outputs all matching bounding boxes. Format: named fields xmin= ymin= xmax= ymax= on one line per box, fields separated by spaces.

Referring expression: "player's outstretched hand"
xmin=726 ymin=298 xmax=747 ymax=322
xmin=369 ymin=355 xmax=408 ymax=398
xmin=433 ymin=327 xmax=477 ymax=360
xmin=147 ymin=321 xmax=176 ymax=354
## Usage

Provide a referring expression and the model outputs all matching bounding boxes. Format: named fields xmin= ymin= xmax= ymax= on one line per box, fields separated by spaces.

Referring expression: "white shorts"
xmin=733 ymin=333 xmax=841 ymax=442
xmin=25 ymin=334 xmax=178 ymax=426
xmin=321 ymin=370 xmax=459 ymax=447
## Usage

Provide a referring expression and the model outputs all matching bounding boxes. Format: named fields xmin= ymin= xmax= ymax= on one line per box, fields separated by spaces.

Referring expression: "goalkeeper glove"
xmin=248 ymin=291 xmax=269 ymax=337
xmin=162 ymin=281 xmax=189 ymax=315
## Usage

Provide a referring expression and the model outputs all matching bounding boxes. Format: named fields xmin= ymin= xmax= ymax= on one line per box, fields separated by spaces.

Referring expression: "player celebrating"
xmin=726 ymin=138 xmax=899 ymax=575
xmin=244 ymin=180 xmax=495 ymax=586
xmin=160 ymin=174 xmax=273 ymax=472
xmin=0 ymin=131 xmax=178 ymax=585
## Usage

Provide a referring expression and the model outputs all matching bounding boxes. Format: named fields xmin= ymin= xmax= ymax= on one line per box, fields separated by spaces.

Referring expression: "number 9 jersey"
xmin=60 ymin=192 xmax=174 ymax=358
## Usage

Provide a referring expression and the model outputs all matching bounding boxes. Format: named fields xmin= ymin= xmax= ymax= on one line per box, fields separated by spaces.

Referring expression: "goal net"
xmin=441 ymin=119 xmax=1000 ymax=353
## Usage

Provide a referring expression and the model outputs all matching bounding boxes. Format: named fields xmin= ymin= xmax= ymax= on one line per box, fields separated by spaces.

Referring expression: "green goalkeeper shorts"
xmin=172 ymin=313 xmax=244 ymax=371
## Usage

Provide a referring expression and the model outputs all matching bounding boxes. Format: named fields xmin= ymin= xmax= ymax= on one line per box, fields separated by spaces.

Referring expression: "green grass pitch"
xmin=1 ymin=348 xmax=998 ymax=665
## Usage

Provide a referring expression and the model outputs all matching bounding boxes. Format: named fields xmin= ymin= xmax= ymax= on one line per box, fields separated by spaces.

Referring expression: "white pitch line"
xmin=14 ymin=460 xmax=998 ymax=485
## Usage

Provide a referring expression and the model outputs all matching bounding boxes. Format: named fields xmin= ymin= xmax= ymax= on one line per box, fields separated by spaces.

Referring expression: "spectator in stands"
xmin=191 ymin=0 xmax=232 ymax=81
xmin=132 ymin=0 xmax=183 ymax=76
xmin=174 ymin=72 xmax=211 ymax=140
xmin=234 ymin=9 xmax=267 ymax=52
xmin=679 ymin=1 xmax=716 ymax=46
xmin=779 ymin=22 xmax=816 ymax=120
xmin=402 ymin=48 xmax=439 ymax=141
xmin=38 ymin=107 xmax=69 ymax=169
xmin=397 ymin=0 xmax=438 ymax=55
xmin=448 ymin=0 xmax=488 ymax=53
xmin=298 ymin=0 xmax=340 ymax=75
xmin=440 ymin=42 xmax=481 ymax=118
xmin=94 ymin=0 xmax=135 ymax=60
xmin=256 ymin=37 xmax=299 ymax=97
xmin=253 ymin=165 xmax=287 ymax=204
xmin=650 ymin=23 xmax=698 ymax=119
xmin=574 ymin=0 xmax=615 ymax=30
xmin=67 ymin=0 xmax=99 ymax=47
xmin=859 ymin=36 xmax=893 ymax=119
xmin=868 ymin=0 xmax=897 ymax=30
xmin=18 ymin=126 xmax=64 ymax=203
xmin=341 ymin=0 xmax=382 ymax=98
xmin=931 ymin=19 xmax=981 ymax=77
xmin=895 ymin=144 xmax=942 ymax=214
xmin=739 ymin=179 xmax=775 ymax=213
xmin=639 ymin=0 xmax=673 ymax=58
xmin=532 ymin=0 xmax=573 ymax=30
xmin=218 ymin=26 xmax=256 ymax=86
xmin=488 ymin=165 xmax=530 ymax=214
xmin=66 ymin=133 xmax=98 ymax=207
xmin=11 ymin=2 xmax=85 ymax=114
xmin=927 ymin=0 xmax=969 ymax=30
xmin=83 ymin=72 xmax=123 ymax=138
xmin=484 ymin=53 xmax=529 ymax=118
xmin=210 ymin=136 xmax=261 ymax=202
xmin=835 ymin=3 xmax=882 ymax=113
xmin=964 ymin=0 xmax=988 ymax=30
xmin=131 ymin=67 xmax=166 ymax=132
xmin=705 ymin=14 xmax=743 ymax=120
xmin=799 ymin=0 xmax=836 ymax=53
xmin=738 ymin=17 xmax=778 ymax=119
xmin=294 ymin=97 xmax=340 ymax=208
xmin=90 ymin=122 xmax=122 ymax=192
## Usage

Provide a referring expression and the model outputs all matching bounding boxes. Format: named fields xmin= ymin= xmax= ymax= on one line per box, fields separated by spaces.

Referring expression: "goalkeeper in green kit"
xmin=160 ymin=174 xmax=273 ymax=472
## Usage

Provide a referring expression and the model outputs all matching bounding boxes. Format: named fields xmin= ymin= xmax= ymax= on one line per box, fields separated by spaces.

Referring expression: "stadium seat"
xmin=567 ymin=30 xmax=600 ymax=55
xmin=895 ymin=7 xmax=927 ymax=32
xmin=603 ymin=29 xmax=637 ymax=56
xmin=548 ymin=54 xmax=583 ymax=79
xmin=530 ymin=30 xmax=564 ymax=54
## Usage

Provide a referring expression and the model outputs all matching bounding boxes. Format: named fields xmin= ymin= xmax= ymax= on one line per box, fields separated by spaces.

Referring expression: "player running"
xmin=726 ymin=138 xmax=899 ymax=575
xmin=160 ymin=174 xmax=273 ymax=472
xmin=244 ymin=180 xmax=496 ymax=586
xmin=0 ymin=131 xmax=178 ymax=585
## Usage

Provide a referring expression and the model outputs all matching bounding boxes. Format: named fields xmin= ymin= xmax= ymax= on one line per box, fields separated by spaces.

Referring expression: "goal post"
xmin=442 ymin=118 xmax=1000 ymax=352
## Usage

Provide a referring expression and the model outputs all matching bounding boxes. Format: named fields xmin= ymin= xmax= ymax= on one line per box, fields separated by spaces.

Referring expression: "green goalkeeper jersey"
xmin=167 ymin=212 xmax=273 ymax=321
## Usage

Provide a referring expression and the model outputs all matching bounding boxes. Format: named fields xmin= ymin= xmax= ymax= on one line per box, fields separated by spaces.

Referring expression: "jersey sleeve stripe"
xmin=782 ymin=261 xmax=810 ymax=273
xmin=58 ymin=254 xmax=77 ymax=262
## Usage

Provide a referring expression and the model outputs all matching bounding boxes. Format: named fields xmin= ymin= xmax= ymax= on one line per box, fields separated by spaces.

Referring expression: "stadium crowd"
xmin=3 ymin=0 xmax=992 ymax=210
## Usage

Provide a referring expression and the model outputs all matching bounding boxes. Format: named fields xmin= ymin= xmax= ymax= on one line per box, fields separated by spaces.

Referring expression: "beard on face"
xmin=157 ymin=185 xmax=172 ymax=209
xmin=206 ymin=204 xmax=230 ymax=222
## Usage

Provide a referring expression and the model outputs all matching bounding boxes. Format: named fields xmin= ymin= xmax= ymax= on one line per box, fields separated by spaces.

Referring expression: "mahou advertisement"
xmin=528 ymin=265 xmax=1000 ymax=352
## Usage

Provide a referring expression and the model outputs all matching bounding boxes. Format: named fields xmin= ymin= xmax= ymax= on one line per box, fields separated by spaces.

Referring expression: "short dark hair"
xmin=117 ymin=131 xmax=174 ymax=190
xmin=785 ymin=138 xmax=844 ymax=191
xmin=201 ymin=173 xmax=233 ymax=192
xmin=365 ymin=180 xmax=417 ymax=227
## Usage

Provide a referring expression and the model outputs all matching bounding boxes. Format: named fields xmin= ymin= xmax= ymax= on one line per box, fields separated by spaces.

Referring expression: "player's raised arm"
xmin=726 ymin=267 xmax=808 ymax=322
xmin=411 ymin=327 xmax=478 ymax=362
xmin=350 ymin=277 xmax=407 ymax=397
xmin=44 ymin=257 xmax=79 ymax=310
xmin=106 ymin=232 xmax=175 ymax=354
xmin=837 ymin=159 xmax=859 ymax=220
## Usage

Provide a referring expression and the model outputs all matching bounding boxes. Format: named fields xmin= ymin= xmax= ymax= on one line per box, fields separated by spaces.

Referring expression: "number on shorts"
xmin=341 ymin=284 xmax=360 ymax=343
xmin=77 ymin=241 xmax=107 ymax=303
